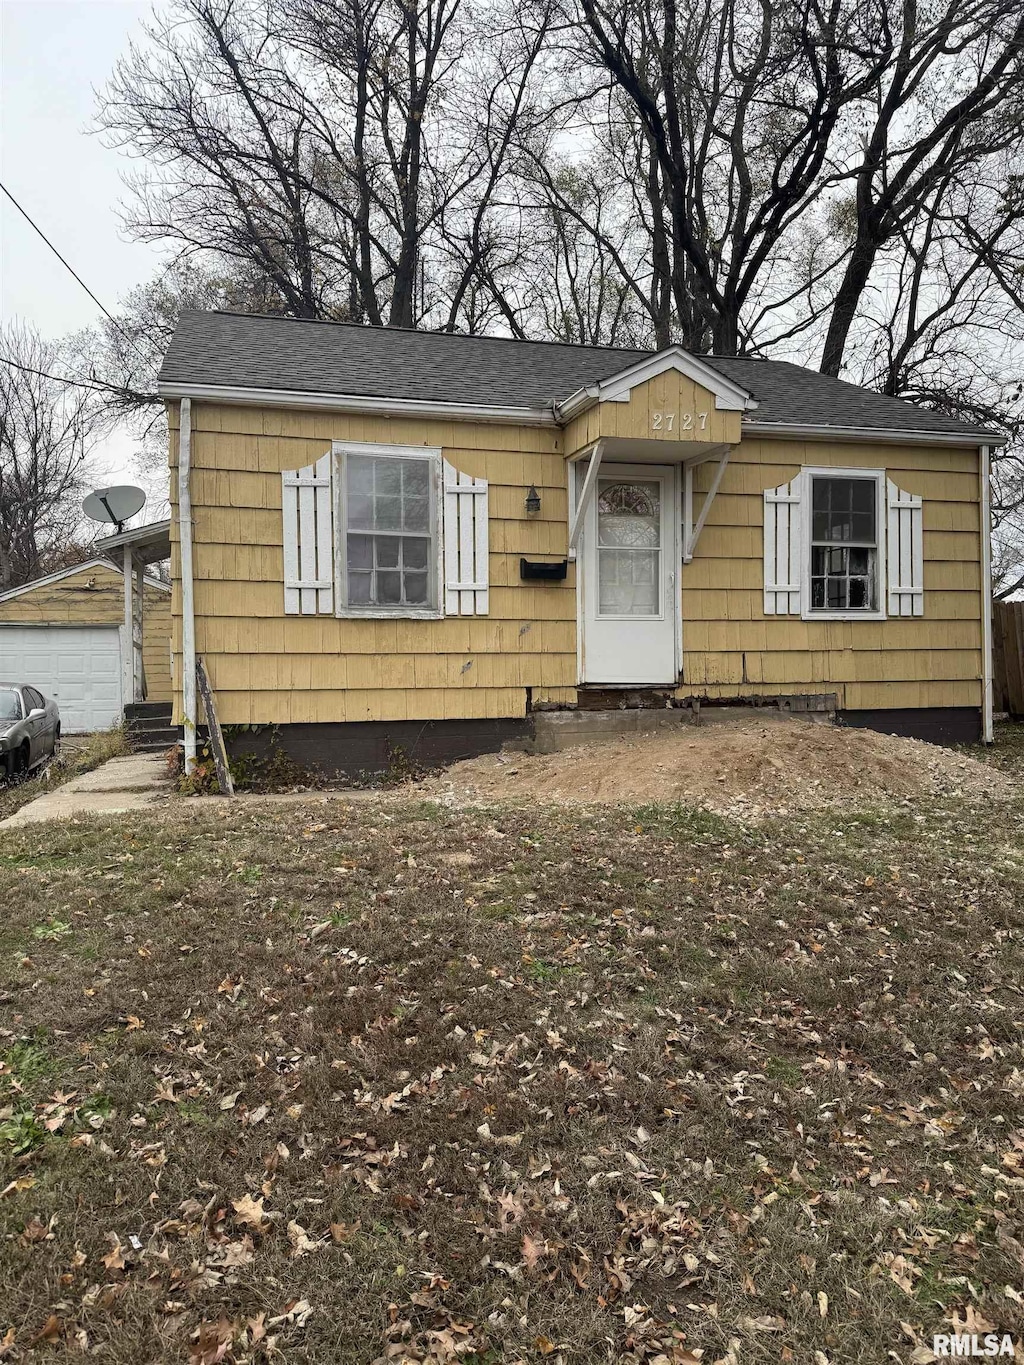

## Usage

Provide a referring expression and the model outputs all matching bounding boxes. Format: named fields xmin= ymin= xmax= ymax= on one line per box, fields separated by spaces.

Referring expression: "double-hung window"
xmin=807 ymin=471 xmax=883 ymax=615
xmin=335 ymin=444 xmax=440 ymax=616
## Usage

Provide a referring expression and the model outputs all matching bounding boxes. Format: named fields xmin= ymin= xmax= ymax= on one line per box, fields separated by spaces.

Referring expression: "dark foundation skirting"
xmin=224 ymin=717 xmax=533 ymax=777
xmin=836 ymin=707 xmax=982 ymax=746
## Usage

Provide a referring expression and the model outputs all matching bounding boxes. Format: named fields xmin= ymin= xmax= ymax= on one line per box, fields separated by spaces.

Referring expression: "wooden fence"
xmin=994 ymin=600 xmax=1024 ymax=716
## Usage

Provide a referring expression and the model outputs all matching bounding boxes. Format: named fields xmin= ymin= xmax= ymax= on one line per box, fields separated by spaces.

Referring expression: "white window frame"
xmin=800 ymin=465 xmax=887 ymax=622
xmin=332 ymin=440 xmax=444 ymax=620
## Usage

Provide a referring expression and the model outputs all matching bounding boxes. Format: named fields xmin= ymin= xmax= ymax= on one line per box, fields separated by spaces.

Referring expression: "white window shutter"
xmin=887 ymin=478 xmax=924 ymax=616
xmin=443 ymin=460 xmax=489 ymax=615
xmin=282 ymin=452 xmax=333 ymax=615
xmin=763 ymin=475 xmax=802 ymax=615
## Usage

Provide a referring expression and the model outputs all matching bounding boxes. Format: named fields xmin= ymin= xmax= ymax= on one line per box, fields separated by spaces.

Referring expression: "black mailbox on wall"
xmin=520 ymin=558 xmax=568 ymax=581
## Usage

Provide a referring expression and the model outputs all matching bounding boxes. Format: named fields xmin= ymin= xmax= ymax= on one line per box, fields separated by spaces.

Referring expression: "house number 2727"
xmin=651 ymin=411 xmax=709 ymax=432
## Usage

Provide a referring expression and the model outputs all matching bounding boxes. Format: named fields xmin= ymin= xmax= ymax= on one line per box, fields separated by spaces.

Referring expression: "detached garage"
xmin=0 ymin=559 xmax=171 ymax=733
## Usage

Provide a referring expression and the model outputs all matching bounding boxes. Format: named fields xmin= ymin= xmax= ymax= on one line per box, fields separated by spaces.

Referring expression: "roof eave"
xmin=94 ymin=519 xmax=173 ymax=565
xmin=742 ymin=419 xmax=1006 ymax=449
xmin=158 ymin=381 xmax=557 ymax=427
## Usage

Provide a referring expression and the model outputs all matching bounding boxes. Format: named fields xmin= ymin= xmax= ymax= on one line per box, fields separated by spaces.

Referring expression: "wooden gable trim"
xmin=555 ymin=347 xmax=758 ymax=422
xmin=0 ymin=557 xmax=170 ymax=607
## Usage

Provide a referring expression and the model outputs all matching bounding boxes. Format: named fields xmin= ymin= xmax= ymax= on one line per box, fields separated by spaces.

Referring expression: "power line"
xmin=0 ymin=181 xmax=139 ymax=352
xmin=0 ymin=357 xmax=157 ymax=404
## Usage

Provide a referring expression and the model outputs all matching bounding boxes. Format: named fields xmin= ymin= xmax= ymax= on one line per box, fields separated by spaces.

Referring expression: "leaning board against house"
xmin=160 ymin=312 xmax=996 ymax=769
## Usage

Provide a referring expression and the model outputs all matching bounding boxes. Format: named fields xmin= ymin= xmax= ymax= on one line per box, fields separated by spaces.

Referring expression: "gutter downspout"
xmin=178 ymin=398 xmax=197 ymax=774
xmin=980 ymin=443 xmax=994 ymax=744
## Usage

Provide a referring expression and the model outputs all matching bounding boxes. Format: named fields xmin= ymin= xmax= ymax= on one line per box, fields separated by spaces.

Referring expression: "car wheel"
xmin=52 ymin=724 xmax=61 ymax=758
xmin=19 ymin=742 xmax=30 ymax=776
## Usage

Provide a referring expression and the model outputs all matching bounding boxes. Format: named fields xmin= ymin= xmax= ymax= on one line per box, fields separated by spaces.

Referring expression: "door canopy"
xmin=557 ymin=345 xmax=757 ymax=455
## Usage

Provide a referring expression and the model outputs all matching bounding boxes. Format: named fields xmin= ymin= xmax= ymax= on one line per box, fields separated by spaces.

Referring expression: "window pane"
xmin=849 ymin=546 xmax=870 ymax=575
xmin=403 ymin=497 xmax=430 ymax=533
xmin=377 ymin=570 xmax=402 ymax=604
xmin=373 ymin=495 xmax=402 ymax=531
xmin=404 ymin=537 xmax=429 ymax=570
xmin=599 ymin=548 xmax=659 ymax=615
xmin=348 ymin=493 xmax=373 ymax=529
xmin=403 ymin=460 xmax=429 ymax=497
xmin=852 ymin=513 xmax=874 ymax=542
xmin=403 ymin=571 xmax=428 ymax=604
xmin=349 ymin=572 xmax=372 ymax=604
xmin=852 ymin=480 xmax=874 ymax=513
xmin=348 ymin=455 xmax=375 ymax=495
xmin=811 ymin=578 xmax=826 ymax=609
xmin=348 ymin=534 xmax=372 ymax=571
xmin=374 ymin=459 xmax=402 ymax=497
xmin=598 ymin=480 xmax=660 ymax=550
xmin=849 ymin=577 xmax=869 ymax=608
xmin=376 ymin=535 xmax=401 ymax=568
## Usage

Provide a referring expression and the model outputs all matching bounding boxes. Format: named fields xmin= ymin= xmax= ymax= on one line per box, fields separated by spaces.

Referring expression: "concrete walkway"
xmin=0 ymin=754 xmax=171 ymax=829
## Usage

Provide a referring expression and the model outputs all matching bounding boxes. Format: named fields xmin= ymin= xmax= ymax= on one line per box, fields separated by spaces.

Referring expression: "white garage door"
xmin=0 ymin=626 xmax=122 ymax=733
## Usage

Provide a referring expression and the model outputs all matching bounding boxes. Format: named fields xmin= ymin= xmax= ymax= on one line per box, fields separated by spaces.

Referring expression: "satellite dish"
xmin=82 ymin=485 xmax=146 ymax=533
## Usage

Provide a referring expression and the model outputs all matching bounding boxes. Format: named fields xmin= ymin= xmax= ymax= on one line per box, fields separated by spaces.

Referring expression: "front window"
xmin=340 ymin=451 xmax=436 ymax=612
xmin=0 ymin=690 xmax=22 ymax=725
xmin=809 ymin=475 xmax=879 ymax=612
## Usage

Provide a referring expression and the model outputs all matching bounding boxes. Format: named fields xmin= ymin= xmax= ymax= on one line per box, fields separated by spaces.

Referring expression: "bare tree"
xmin=0 ymin=325 xmax=107 ymax=591
xmin=565 ymin=0 xmax=857 ymax=355
xmin=818 ymin=0 xmax=1024 ymax=376
xmin=98 ymin=0 xmax=551 ymax=332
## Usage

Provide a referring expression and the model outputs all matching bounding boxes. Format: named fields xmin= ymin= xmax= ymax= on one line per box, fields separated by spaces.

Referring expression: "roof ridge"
xmin=194 ymin=310 xmax=776 ymax=364
xmin=197 ymin=310 xmax=651 ymax=358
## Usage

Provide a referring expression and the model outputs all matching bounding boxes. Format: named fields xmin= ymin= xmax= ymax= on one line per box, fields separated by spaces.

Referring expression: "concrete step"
xmin=128 ymin=731 xmax=181 ymax=754
xmin=520 ymin=708 xmax=696 ymax=754
xmin=127 ymin=714 xmax=178 ymax=734
xmin=124 ymin=702 xmax=173 ymax=721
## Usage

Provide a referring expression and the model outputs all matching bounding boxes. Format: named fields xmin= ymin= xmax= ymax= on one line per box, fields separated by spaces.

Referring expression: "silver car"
xmin=0 ymin=683 xmax=61 ymax=779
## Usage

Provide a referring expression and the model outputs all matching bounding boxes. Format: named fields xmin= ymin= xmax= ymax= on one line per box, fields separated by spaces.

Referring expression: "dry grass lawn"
xmin=1 ymin=725 xmax=1023 ymax=1363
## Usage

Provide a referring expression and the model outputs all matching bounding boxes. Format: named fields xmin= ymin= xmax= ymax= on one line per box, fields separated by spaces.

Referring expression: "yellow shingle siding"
xmin=674 ymin=438 xmax=982 ymax=711
xmin=167 ymin=402 xmax=984 ymax=724
xmin=168 ymin=404 xmax=576 ymax=725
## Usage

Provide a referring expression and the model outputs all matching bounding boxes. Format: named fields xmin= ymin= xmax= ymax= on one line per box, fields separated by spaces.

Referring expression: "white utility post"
xmin=122 ymin=543 xmax=135 ymax=706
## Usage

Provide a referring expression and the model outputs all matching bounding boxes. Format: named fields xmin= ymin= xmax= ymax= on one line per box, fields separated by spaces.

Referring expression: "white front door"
xmin=580 ymin=464 xmax=678 ymax=684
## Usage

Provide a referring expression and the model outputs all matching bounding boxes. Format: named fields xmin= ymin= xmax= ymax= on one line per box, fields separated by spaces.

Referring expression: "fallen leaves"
xmin=100 ymin=1232 xmax=126 ymax=1272
xmin=4 ymin=779 xmax=1024 ymax=1362
xmin=231 ymin=1194 xmax=267 ymax=1230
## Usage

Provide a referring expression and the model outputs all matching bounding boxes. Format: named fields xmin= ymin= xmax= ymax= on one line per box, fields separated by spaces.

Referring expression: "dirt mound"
xmin=416 ymin=711 xmax=1014 ymax=815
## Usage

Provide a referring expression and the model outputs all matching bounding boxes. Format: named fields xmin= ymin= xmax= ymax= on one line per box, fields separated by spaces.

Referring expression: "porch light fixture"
xmin=525 ymin=484 xmax=541 ymax=514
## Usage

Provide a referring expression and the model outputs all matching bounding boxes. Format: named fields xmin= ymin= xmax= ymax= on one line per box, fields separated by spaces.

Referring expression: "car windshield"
xmin=0 ymin=690 xmax=22 ymax=724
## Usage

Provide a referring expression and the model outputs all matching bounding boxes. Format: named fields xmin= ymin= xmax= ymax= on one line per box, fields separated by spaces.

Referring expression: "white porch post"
xmin=980 ymin=444 xmax=994 ymax=744
xmin=179 ymin=398 xmax=197 ymax=774
xmin=134 ymin=558 xmax=145 ymax=700
xmin=122 ymin=544 xmax=134 ymax=710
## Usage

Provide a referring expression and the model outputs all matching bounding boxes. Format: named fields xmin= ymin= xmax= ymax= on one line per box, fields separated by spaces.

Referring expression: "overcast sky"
xmin=1 ymin=0 xmax=168 ymax=500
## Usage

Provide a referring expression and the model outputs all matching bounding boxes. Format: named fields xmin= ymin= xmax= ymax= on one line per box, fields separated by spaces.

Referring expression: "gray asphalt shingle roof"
xmin=159 ymin=310 xmax=995 ymax=441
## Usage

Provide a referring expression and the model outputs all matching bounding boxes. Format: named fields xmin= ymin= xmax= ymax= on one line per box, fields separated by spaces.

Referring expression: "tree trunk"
xmin=820 ymin=232 xmax=881 ymax=376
